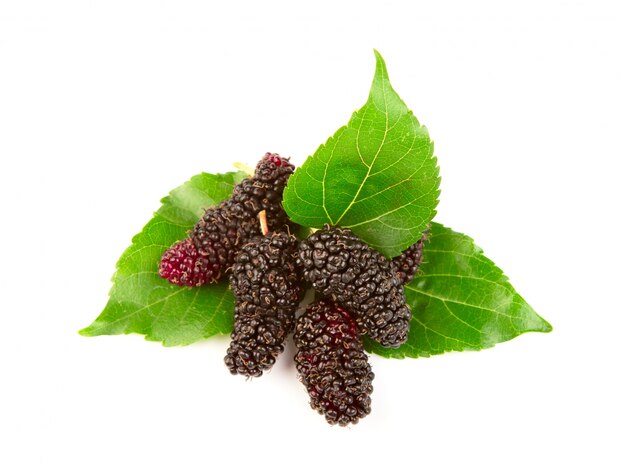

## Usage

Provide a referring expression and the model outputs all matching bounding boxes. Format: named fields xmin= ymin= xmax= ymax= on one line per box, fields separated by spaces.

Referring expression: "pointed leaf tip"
xmin=366 ymin=222 xmax=552 ymax=359
xmin=372 ymin=49 xmax=389 ymax=83
xmin=283 ymin=50 xmax=439 ymax=257
xmin=541 ymin=319 xmax=554 ymax=332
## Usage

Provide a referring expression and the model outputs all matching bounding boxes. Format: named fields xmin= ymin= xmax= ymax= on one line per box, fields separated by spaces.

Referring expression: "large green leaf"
xmin=79 ymin=171 xmax=246 ymax=346
xmin=365 ymin=222 xmax=552 ymax=358
xmin=283 ymin=50 xmax=440 ymax=258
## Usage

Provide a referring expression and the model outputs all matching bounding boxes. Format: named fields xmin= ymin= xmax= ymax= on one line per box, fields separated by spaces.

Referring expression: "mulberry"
xmin=298 ymin=226 xmax=411 ymax=348
xmin=224 ymin=229 xmax=303 ymax=377
xmin=391 ymin=228 xmax=429 ymax=284
xmin=188 ymin=199 xmax=253 ymax=276
xmin=158 ymin=238 xmax=217 ymax=287
xmin=159 ymin=152 xmax=294 ymax=286
xmin=294 ymin=299 xmax=374 ymax=426
xmin=228 ymin=153 xmax=295 ymax=234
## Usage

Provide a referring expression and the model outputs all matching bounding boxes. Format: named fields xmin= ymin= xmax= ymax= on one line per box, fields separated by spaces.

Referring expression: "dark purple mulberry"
xmin=294 ymin=299 xmax=374 ymax=426
xmin=391 ymin=228 xmax=430 ymax=284
xmin=158 ymin=238 xmax=217 ymax=287
xmin=298 ymin=226 xmax=411 ymax=348
xmin=225 ymin=231 xmax=303 ymax=377
xmin=253 ymin=152 xmax=295 ymax=186
xmin=189 ymin=199 xmax=253 ymax=275
xmin=228 ymin=153 xmax=295 ymax=234
xmin=159 ymin=153 xmax=294 ymax=286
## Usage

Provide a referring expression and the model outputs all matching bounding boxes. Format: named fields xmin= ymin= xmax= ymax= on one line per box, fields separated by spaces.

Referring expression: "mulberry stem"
xmin=258 ymin=210 xmax=269 ymax=236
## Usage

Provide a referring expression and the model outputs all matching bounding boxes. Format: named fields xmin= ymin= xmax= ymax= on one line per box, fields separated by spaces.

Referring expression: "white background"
xmin=1 ymin=1 xmax=625 ymax=469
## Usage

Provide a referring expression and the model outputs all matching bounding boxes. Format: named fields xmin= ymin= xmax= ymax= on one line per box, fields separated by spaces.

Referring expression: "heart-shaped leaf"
xmin=283 ymin=50 xmax=440 ymax=258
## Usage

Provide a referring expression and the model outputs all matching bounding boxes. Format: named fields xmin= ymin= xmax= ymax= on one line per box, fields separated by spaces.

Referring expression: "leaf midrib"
xmin=405 ymin=284 xmax=518 ymax=321
xmin=333 ymin=78 xmax=390 ymax=226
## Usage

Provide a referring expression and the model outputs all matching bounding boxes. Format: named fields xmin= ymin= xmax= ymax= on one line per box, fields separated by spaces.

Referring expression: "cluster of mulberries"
xmin=156 ymin=152 xmax=430 ymax=426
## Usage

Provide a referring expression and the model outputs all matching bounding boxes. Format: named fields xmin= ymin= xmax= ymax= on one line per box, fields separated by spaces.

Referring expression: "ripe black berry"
xmin=391 ymin=228 xmax=429 ymax=284
xmin=228 ymin=153 xmax=295 ymax=235
xmin=225 ymin=230 xmax=303 ymax=377
xmin=298 ymin=225 xmax=411 ymax=348
xmin=294 ymin=299 xmax=374 ymax=426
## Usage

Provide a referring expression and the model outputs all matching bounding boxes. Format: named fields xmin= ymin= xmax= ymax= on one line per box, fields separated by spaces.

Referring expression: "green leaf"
xmin=365 ymin=222 xmax=552 ymax=358
xmin=283 ymin=50 xmax=440 ymax=258
xmin=79 ymin=171 xmax=246 ymax=346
